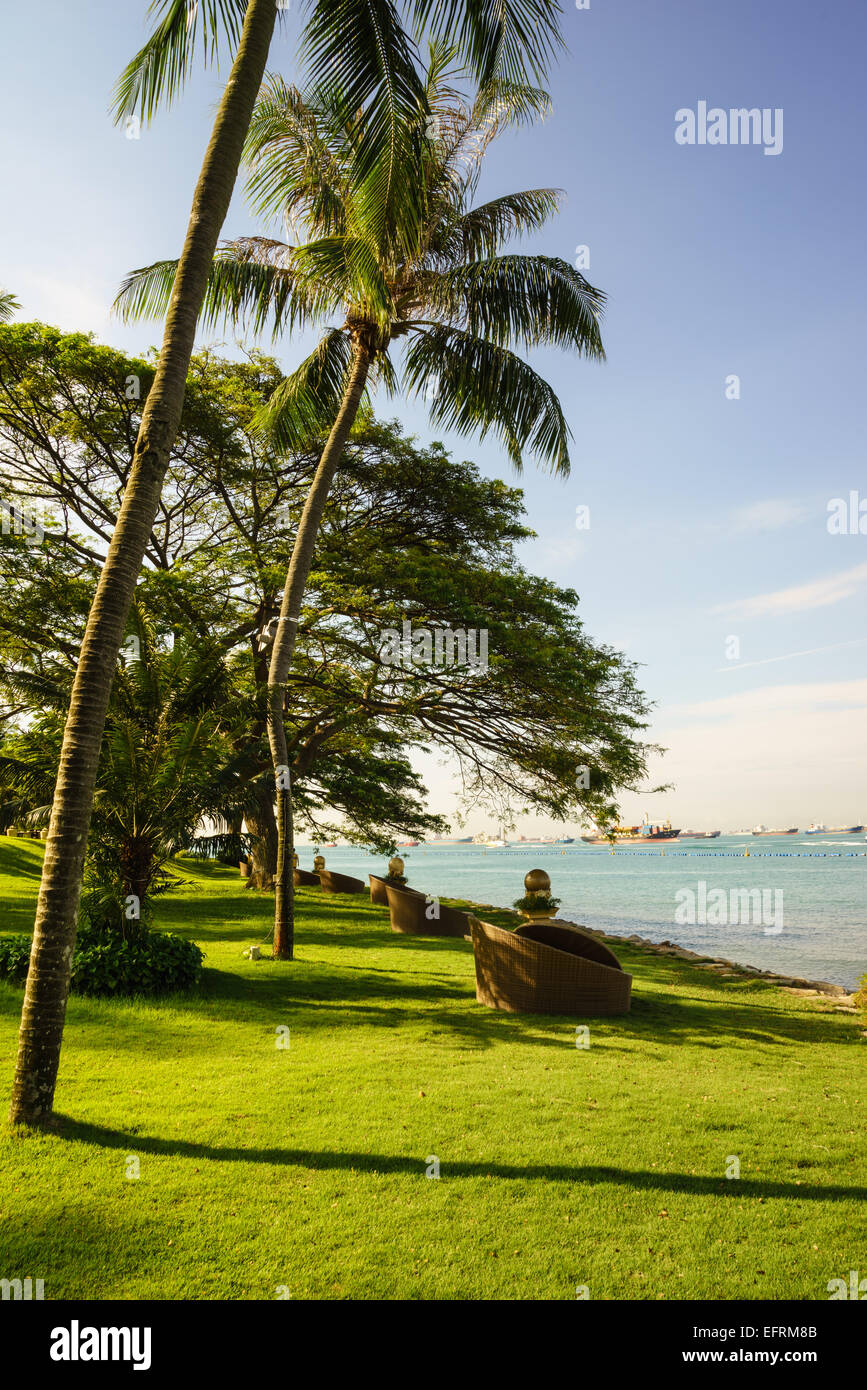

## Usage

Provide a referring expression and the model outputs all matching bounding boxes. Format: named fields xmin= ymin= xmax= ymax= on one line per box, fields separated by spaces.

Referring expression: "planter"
xmin=520 ymin=910 xmax=557 ymax=924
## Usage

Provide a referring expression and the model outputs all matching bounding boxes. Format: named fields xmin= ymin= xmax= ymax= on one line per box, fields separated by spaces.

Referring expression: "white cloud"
xmin=665 ymin=677 xmax=867 ymax=722
xmin=644 ymin=679 xmax=867 ymax=825
xmin=712 ymin=562 xmax=867 ymax=621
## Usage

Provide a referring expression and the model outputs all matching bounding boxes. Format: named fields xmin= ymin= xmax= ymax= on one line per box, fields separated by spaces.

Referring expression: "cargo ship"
xmin=474 ymin=823 xmax=511 ymax=848
xmin=581 ymin=818 xmax=680 ymax=846
xmin=680 ymin=830 xmax=721 ymax=839
xmin=751 ymin=825 xmax=798 ymax=836
xmin=804 ymin=823 xmax=864 ymax=835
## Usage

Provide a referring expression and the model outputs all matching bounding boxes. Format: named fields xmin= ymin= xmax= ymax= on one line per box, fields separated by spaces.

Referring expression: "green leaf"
xmin=112 ymin=0 xmax=249 ymax=126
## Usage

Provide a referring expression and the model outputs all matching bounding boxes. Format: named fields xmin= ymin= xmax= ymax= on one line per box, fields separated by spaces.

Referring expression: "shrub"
xmin=71 ymin=924 xmax=203 ymax=997
xmin=0 ymin=934 xmax=32 ymax=985
xmin=0 ymin=925 xmax=203 ymax=997
xmin=385 ymin=871 xmax=407 ymax=886
xmin=512 ymin=893 xmax=561 ymax=914
xmin=855 ymin=972 xmax=867 ymax=1013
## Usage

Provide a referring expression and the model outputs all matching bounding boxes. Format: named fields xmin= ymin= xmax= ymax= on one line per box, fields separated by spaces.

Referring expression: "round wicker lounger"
xmin=385 ymin=882 xmax=470 ymax=937
xmin=469 ymin=916 xmax=632 ymax=1016
xmin=369 ymin=874 xmax=391 ymax=905
xmin=319 ymin=868 xmax=367 ymax=894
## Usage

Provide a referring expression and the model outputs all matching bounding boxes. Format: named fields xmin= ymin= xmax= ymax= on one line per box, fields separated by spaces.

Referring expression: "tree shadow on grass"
xmin=0 ymin=842 xmax=44 ymax=881
xmin=190 ymin=941 xmax=858 ymax=1050
xmin=53 ymin=1117 xmax=867 ymax=1205
xmin=13 ymin=970 xmax=850 ymax=1060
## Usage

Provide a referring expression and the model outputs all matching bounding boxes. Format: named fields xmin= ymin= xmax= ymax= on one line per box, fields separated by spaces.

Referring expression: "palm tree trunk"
xmin=269 ymin=339 xmax=372 ymax=958
xmin=8 ymin=0 xmax=278 ymax=1129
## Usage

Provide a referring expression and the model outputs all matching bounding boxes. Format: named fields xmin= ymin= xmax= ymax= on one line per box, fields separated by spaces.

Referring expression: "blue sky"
xmin=2 ymin=0 xmax=866 ymax=831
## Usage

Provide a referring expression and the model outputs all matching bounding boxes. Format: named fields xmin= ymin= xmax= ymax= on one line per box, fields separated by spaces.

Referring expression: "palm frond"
xmin=113 ymin=240 xmax=332 ymax=336
xmin=0 ymin=290 xmax=20 ymax=324
xmin=301 ymin=1 xmax=427 ymax=251
xmin=413 ymin=0 xmax=565 ymax=86
xmin=425 ymin=255 xmax=606 ymax=355
xmin=112 ymin=0 xmax=248 ymax=125
xmin=243 ymin=75 xmax=350 ymax=235
xmin=432 ymin=188 xmax=562 ymax=262
xmin=254 ymin=329 xmax=355 ymax=451
xmin=404 ymin=324 xmax=572 ymax=473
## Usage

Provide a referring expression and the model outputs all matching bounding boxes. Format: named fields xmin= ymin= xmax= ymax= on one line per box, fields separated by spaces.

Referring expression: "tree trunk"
xmin=8 ymin=0 xmax=278 ymax=1129
xmin=269 ymin=339 xmax=372 ymax=958
xmin=246 ymin=786 xmax=278 ymax=890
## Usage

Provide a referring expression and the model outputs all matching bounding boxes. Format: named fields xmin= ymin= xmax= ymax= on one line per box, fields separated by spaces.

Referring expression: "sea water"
xmin=297 ymin=835 xmax=867 ymax=990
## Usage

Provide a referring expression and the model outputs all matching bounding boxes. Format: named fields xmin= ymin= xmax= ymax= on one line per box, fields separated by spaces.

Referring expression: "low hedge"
xmin=0 ymin=925 xmax=203 ymax=997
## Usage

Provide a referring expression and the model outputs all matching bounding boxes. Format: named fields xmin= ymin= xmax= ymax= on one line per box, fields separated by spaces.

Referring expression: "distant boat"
xmin=398 ymin=840 xmax=420 ymax=847
xmin=475 ymin=823 xmax=510 ymax=848
xmin=804 ymin=823 xmax=864 ymax=835
xmin=752 ymin=826 xmax=798 ymax=836
xmin=680 ymin=830 xmax=721 ymax=839
xmin=554 ymin=836 xmax=575 ymax=844
xmin=582 ymin=819 xmax=680 ymax=846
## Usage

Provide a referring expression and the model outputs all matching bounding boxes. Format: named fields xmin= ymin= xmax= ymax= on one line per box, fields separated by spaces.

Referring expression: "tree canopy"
xmin=0 ymin=328 xmax=656 ymax=882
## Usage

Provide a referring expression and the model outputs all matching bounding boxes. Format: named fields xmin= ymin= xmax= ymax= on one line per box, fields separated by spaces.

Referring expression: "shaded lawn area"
xmin=0 ymin=836 xmax=864 ymax=1300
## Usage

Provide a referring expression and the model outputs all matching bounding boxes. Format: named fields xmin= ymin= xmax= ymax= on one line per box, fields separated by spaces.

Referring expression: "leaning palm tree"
xmin=9 ymin=0 xmax=566 ymax=1127
xmin=116 ymin=54 xmax=607 ymax=958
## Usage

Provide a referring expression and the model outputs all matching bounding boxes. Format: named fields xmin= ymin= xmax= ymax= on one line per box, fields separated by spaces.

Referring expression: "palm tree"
xmin=7 ymin=0 xmax=280 ymax=1128
xmin=1 ymin=611 xmax=254 ymax=932
xmin=117 ymin=54 xmax=606 ymax=957
xmin=9 ymin=0 xmax=566 ymax=1126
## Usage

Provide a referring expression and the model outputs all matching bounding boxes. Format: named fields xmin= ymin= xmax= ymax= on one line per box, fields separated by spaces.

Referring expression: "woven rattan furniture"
xmin=369 ymin=874 xmax=391 ymax=905
xmin=319 ymin=868 xmax=366 ymax=894
xmin=294 ymin=868 xmax=320 ymax=887
xmin=385 ymin=882 xmax=470 ymax=937
xmin=469 ymin=916 xmax=632 ymax=1015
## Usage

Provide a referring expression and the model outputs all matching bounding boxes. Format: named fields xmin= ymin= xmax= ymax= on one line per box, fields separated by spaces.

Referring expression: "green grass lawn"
xmin=1 ymin=836 xmax=864 ymax=1301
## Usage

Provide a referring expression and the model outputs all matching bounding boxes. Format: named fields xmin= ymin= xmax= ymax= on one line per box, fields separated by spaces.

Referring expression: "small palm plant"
xmin=0 ymin=290 xmax=19 ymax=323
xmin=0 ymin=611 xmax=254 ymax=933
xmin=117 ymin=49 xmax=607 ymax=956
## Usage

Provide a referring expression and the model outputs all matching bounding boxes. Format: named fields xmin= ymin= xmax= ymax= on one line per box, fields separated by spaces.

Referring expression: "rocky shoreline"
xmin=468 ymin=903 xmax=859 ymax=1010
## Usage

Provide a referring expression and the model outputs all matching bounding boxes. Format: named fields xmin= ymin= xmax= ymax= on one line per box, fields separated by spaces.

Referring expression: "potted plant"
xmin=513 ymin=891 xmax=561 ymax=922
xmin=513 ymin=868 xmax=560 ymax=923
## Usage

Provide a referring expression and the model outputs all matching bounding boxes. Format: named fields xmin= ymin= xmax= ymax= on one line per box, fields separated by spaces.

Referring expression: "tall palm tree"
xmin=9 ymin=0 xmax=566 ymax=1127
xmin=117 ymin=54 xmax=606 ymax=957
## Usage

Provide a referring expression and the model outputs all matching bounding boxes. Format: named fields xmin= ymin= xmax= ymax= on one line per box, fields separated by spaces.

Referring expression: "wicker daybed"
xmin=469 ymin=916 xmax=632 ymax=1016
xmin=319 ymin=867 xmax=366 ymax=894
xmin=293 ymin=867 xmax=321 ymax=887
xmin=369 ymin=874 xmax=392 ymax=905
xmin=385 ymin=882 xmax=470 ymax=938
